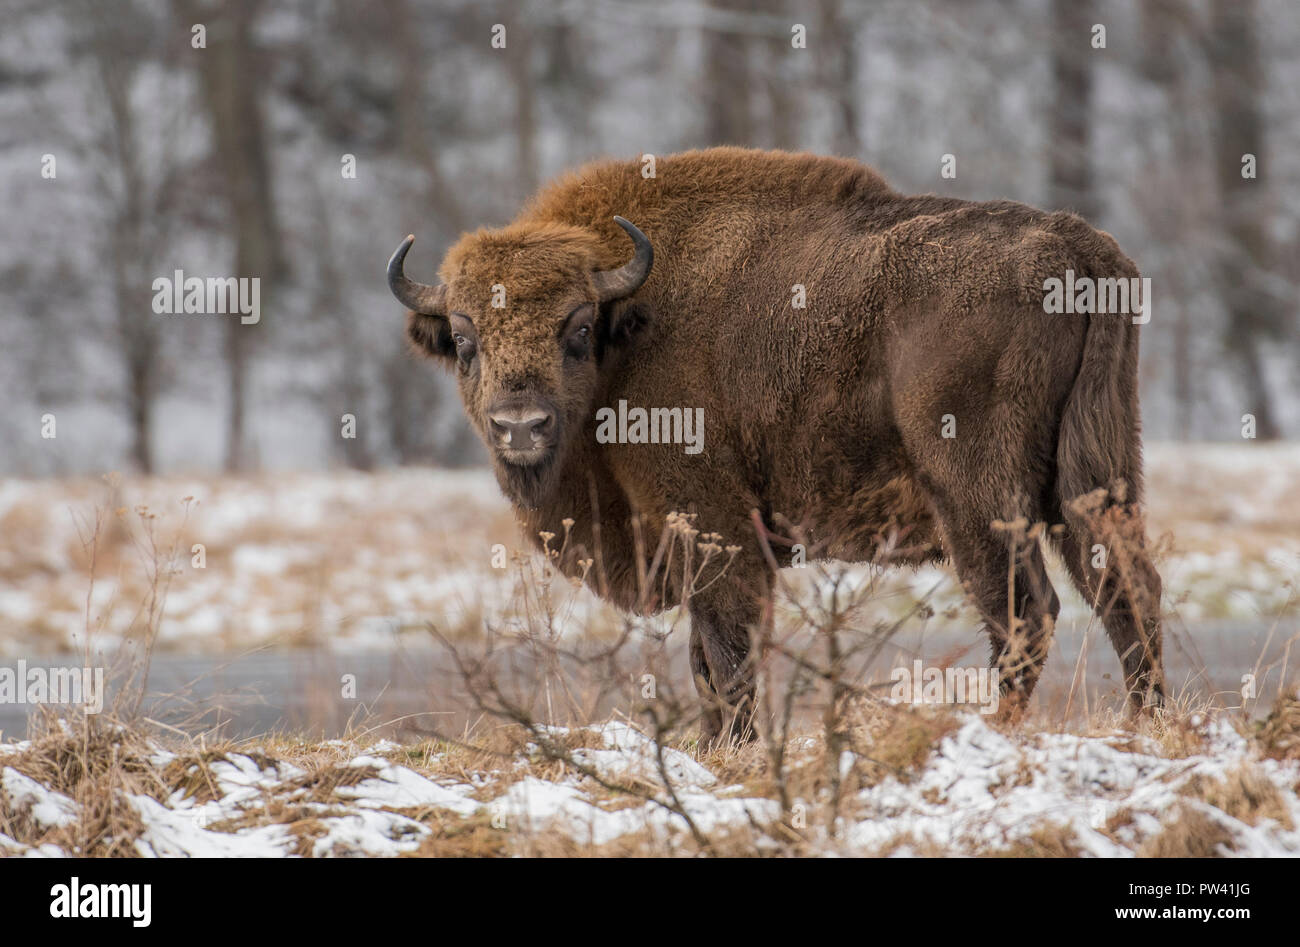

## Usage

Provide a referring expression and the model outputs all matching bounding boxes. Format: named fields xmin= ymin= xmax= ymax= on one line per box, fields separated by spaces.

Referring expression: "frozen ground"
xmin=0 ymin=443 xmax=1297 ymax=658
xmin=2 ymin=705 xmax=1297 ymax=857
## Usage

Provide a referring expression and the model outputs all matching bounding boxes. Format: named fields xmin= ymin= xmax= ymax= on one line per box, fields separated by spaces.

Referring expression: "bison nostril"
xmin=488 ymin=408 xmax=554 ymax=448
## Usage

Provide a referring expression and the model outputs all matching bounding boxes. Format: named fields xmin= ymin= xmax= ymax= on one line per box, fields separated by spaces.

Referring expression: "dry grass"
xmin=1179 ymin=764 xmax=1294 ymax=829
xmin=844 ymin=701 xmax=965 ymax=788
xmin=1138 ymin=805 xmax=1238 ymax=858
xmin=2 ymin=712 xmax=160 ymax=856
xmin=987 ymin=824 xmax=1085 ymax=858
xmin=1254 ymin=690 xmax=1300 ymax=761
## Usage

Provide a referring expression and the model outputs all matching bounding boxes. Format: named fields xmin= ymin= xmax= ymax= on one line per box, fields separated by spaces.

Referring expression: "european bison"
xmin=388 ymin=147 xmax=1165 ymax=744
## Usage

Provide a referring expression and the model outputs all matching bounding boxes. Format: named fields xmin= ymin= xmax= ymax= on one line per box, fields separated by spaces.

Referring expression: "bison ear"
xmin=601 ymin=299 xmax=652 ymax=351
xmin=406 ymin=311 xmax=456 ymax=364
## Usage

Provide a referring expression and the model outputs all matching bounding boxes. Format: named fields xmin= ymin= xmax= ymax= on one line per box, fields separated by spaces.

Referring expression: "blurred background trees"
xmin=1 ymin=0 xmax=1295 ymax=476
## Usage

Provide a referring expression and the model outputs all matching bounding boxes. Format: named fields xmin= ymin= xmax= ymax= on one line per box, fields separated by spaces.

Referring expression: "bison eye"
xmin=449 ymin=314 xmax=477 ymax=365
xmin=563 ymin=304 xmax=595 ymax=359
xmin=565 ymin=323 xmax=593 ymax=359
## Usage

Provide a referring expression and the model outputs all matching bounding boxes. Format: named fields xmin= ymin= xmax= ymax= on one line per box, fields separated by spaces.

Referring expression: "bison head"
xmin=388 ymin=217 xmax=653 ymax=508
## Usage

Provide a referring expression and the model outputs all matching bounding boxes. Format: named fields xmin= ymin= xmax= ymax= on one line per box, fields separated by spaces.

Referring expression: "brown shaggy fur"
xmin=399 ymin=147 xmax=1165 ymax=744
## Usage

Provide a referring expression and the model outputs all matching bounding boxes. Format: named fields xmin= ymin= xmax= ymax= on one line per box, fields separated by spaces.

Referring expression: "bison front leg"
xmin=687 ymin=575 xmax=767 ymax=748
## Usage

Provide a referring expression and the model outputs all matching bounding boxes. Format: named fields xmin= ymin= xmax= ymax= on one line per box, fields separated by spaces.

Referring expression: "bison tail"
xmin=1054 ymin=265 xmax=1145 ymax=518
xmin=1051 ymin=246 xmax=1165 ymax=709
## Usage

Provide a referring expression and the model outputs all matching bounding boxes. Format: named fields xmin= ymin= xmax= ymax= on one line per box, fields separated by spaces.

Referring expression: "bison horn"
xmin=592 ymin=216 xmax=653 ymax=302
xmin=387 ymin=235 xmax=448 ymax=314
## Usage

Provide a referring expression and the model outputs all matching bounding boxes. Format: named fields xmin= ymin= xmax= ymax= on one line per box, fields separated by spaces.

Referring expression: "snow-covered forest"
xmin=1 ymin=0 xmax=1296 ymax=477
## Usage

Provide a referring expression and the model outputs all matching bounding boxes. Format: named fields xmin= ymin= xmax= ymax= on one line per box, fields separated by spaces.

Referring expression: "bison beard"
xmin=389 ymin=147 xmax=1166 ymax=748
xmin=494 ymin=439 xmax=563 ymax=511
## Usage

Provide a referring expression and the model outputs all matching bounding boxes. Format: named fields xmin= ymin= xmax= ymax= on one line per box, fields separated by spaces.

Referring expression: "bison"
xmin=388 ymin=147 xmax=1165 ymax=745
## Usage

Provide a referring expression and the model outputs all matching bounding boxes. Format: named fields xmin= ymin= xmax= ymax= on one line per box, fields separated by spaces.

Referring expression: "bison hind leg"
xmin=932 ymin=501 xmax=1061 ymax=717
xmin=987 ymin=532 xmax=1060 ymax=717
xmin=1051 ymin=499 xmax=1165 ymax=712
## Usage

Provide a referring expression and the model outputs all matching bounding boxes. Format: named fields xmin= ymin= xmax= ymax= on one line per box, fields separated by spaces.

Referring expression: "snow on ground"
xmin=335 ymin=754 xmax=480 ymax=815
xmin=1 ymin=766 xmax=77 ymax=829
xmin=0 ymin=467 xmax=643 ymax=656
xmin=1 ymin=444 xmax=1298 ymax=658
xmin=2 ymin=710 xmax=1296 ymax=857
xmin=846 ymin=714 xmax=1299 ymax=856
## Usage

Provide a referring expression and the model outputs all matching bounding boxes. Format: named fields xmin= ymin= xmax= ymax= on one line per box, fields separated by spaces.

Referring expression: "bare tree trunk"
xmin=1140 ymin=0 xmax=1198 ymax=440
xmin=761 ymin=0 xmax=797 ymax=149
xmin=541 ymin=19 xmax=593 ymax=147
xmin=188 ymin=0 xmax=285 ymax=471
xmin=123 ymin=320 xmax=157 ymax=472
xmin=818 ymin=0 xmax=859 ymax=157
xmin=1048 ymin=0 xmax=1098 ymax=221
xmin=1208 ymin=0 xmax=1281 ymax=439
xmin=509 ymin=14 xmax=538 ymax=204
xmin=307 ymin=179 xmax=374 ymax=471
xmin=385 ymin=0 xmax=468 ymax=465
xmin=87 ymin=2 xmax=159 ymax=473
xmin=704 ymin=0 xmax=753 ymax=145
